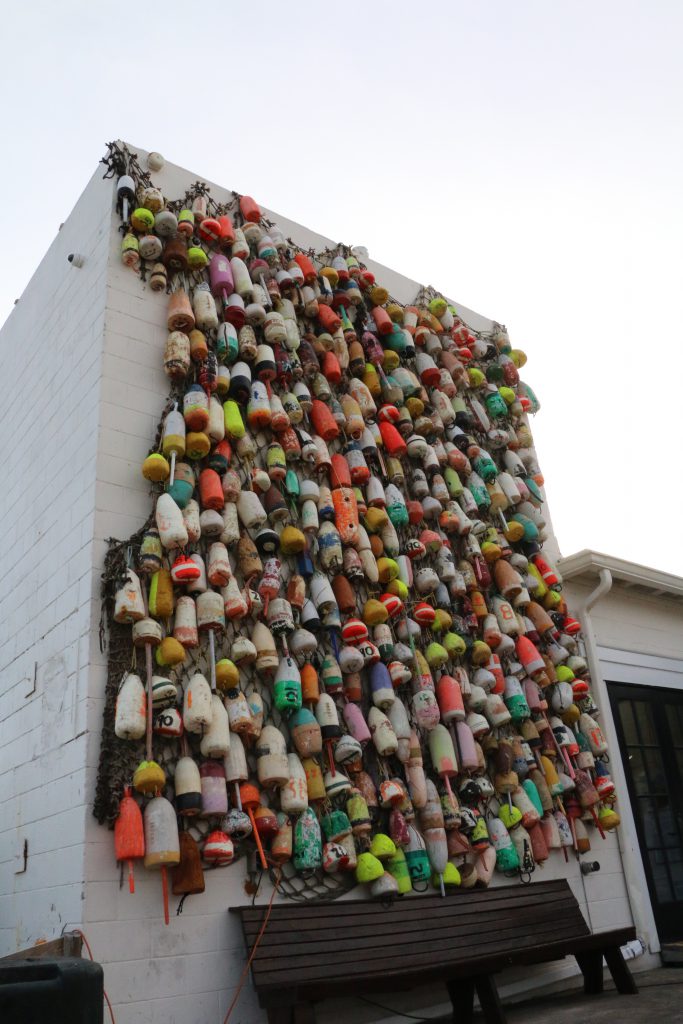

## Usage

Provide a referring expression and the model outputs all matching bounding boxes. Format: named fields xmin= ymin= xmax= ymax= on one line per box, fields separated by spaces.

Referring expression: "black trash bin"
xmin=0 ymin=958 xmax=103 ymax=1023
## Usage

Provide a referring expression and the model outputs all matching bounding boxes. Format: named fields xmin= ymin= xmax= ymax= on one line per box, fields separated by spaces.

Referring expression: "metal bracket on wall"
xmin=24 ymin=662 xmax=38 ymax=699
xmin=14 ymin=838 xmax=28 ymax=875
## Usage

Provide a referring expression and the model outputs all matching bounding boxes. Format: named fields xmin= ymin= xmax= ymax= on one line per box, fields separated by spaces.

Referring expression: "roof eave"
xmin=558 ymin=549 xmax=683 ymax=601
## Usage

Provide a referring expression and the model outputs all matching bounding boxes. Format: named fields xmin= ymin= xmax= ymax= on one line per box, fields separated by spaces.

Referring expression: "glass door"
xmin=609 ymin=682 xmax=683 ymax=942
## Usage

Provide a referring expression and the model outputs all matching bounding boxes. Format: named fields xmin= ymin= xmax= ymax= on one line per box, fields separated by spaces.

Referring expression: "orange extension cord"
xmin=70 ymin=928 xmax=116 ymax=1024
xmin=221 ymin=869 xmax=280 ymax=1024
xmin=66 ymin=869 xmax=279 ymax=1024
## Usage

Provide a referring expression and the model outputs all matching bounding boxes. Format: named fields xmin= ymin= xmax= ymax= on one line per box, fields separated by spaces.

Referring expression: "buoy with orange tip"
xmin=239 ymin=782 xmax=269 ymax=870
xmin=143 ymin=795 xmax=180 ymax=925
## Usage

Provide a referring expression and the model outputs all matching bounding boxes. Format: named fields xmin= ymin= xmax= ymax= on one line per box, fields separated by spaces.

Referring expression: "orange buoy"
xmin=311 ymin=400 xmax=340 ymax=442
xmin=239 ymin=196 xmax=262 ymax=223
xmin=198 ymin=468 xmax=224 ymax=511
xmin=294 ymin=252 xmax=317 ymax=283
xmin=114 ymin=787 xmax=145 ymax=893
xmin=318 ymin=303 xmax=341 ymax=333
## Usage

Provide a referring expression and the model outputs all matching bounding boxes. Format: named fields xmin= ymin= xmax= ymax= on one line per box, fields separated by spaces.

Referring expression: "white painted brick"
xmin=84 ymin=880 xmax=120 ymax=923
xmin=589 ymin=898 xmax=634 ymax=931
xmin=151 ymin=992 xmax=221 ymax=1024
xmin=86 ymin=919 xmax=153 ymax=962
xmin=102 ymin=1002 xmax=152 ymax=1024
xmin=151 ymin=914 xmax=220 ymax=958
xmin=96 ymin=450 xmax=150 ymax=491
xmin=105 ymin=955 xmax=190 ymax=1004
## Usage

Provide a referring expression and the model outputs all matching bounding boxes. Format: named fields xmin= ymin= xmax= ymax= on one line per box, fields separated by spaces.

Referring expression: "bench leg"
xmin=293 ymin=1003 xmax=316 ymax=1024
xmin=447 ymin=976 xmax=474 ymax=1023
xmin=266 ymin=1010 xmax=292 ymax=1024
xmin=604 ymin=945 xmax=638 ymax=995
xmin=575 ymin=950 xmax=604 ymax=994
xmin=474 ymin=975 xmax=507 ymax=1024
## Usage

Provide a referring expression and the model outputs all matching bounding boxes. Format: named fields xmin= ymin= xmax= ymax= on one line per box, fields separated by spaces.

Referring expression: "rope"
xmin=68 ymin=928 xmax=116 ymax=1024
xmin=220 ymin=869 xmax=280 ymax=1024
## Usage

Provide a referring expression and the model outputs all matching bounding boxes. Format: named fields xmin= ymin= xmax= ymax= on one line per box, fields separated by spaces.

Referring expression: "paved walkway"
xmin=468 ymin=968 xmax=683 ymax=1022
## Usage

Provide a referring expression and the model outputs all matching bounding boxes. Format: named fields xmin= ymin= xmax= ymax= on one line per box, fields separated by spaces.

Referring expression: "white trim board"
xmin=598 ymin=645 xmax=683 ymax=690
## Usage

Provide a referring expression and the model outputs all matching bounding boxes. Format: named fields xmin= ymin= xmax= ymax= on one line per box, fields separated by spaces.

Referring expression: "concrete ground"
xmin=466 ymin=967 xmax=683 ymax=1022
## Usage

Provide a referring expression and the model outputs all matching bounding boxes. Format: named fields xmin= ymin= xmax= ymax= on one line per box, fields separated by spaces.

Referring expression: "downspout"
xmin=577 ymin=567 xmax=660 ymax=954
xmin=584 ymin=567 xmax=613 ymax=614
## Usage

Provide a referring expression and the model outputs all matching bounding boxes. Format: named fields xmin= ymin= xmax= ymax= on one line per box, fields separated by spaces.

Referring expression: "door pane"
xmin=666 ymin=705 xmax=683 ymax=748
xmin=634 ymin=700 xmax=658 ymax=745
xmin=649 ymin=849 xmax=674 ymax=903
xmin=639 ymin=796 xmax=667 ymax=849
xmin=643 ymin=749 xmax=667 ymax=793
xmin=629 ymin=748 xmax=648 ymax=796
xmin=668 ymin=850 xmax=683 ymax=901
xmin=619 ymin=701 xmax=638 ymax=745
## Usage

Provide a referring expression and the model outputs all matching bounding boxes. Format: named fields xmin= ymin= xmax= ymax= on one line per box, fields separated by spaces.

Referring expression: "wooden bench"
xmin=232 ymin=878 xmax=638 ymax=1023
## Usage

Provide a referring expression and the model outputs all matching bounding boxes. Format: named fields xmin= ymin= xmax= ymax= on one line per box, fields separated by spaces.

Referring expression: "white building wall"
xmin=1 ymin=144 xmax=648 ymax=1024
xmin=565 ymin=582 xmax=683 ymax=666
xmin=563 ymin=578 xmax=683 ymax=959
xmin=0 ymin=168 xmax=112 ymax=955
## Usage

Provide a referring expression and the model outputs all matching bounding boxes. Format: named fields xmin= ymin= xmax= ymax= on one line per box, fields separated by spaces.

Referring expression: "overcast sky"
xmin=3 ymin=1 xmax=682 ymax=574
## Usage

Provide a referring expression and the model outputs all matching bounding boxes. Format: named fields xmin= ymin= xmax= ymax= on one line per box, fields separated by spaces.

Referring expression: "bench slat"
xmin=254 ymin=926 xmax=637 ymax=1006
xmin=247 ymin=900 xmax=583 ymax=960
xmin=241 ymin=893 xmax=583 ymax=943
xmin=250 ymin=920 xmax=592 ymax=986
xmin=236 ymin=881 xmax=572 ymax=927
xmin=240 ymin=888 xmax=579 ymax=931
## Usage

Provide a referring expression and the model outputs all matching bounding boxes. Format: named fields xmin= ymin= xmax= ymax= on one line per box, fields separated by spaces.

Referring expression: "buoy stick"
xmin=326 ymin=740 xmax=335 ymax=776
xmin=161 ymin=865 xmax=170 ymax=925
xmin=208 ymin=629 xmax=217 ymax=693
xmin=449 ymin=723 xmax=462 ymax=770
xmin=169 ymin=450 xmax=177 ymax=487
xmin=590 ymin=806 xmax=606 ymax=840
xmin=234 ymin=782 xmax=242 ymax=811
xmin=248 ymin=808 xmax=268 ymax=870
xmin=127 ymin=859 xmax=135 ymax=894
xmin=145 ymin=644 xmax=154 ymax=762
xmin=141 ymin=581 xmax=154 ymax=763
xmin=443 ymin=774 xmax=456 ymax=811
xmin=439 ymin=873 xmax=445 ymax=898
xmin=569 ymin=816 xmax=578 ymax=852
xmin=561 ymin=748 xmax=576 ymax=780
xmin=542 ymin=713 xmax=575 ymax=779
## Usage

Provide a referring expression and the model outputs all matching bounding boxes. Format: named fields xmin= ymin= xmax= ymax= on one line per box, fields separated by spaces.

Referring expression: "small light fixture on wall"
xmin=68 ymin=253 xmax=85 ymax=268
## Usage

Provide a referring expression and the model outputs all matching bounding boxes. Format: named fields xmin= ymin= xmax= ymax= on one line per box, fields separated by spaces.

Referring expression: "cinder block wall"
xmin=0 ymin=167 xmax=112 ymax=954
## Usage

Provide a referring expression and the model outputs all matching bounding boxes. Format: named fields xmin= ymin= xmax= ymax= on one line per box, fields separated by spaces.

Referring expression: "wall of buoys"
xmin=96 ymin=142 xmax=620 ymax=926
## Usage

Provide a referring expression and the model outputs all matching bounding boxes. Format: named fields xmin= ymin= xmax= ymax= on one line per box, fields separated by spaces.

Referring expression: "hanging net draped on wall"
xmin=94 ymin=142 xmax=619 ymax=915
